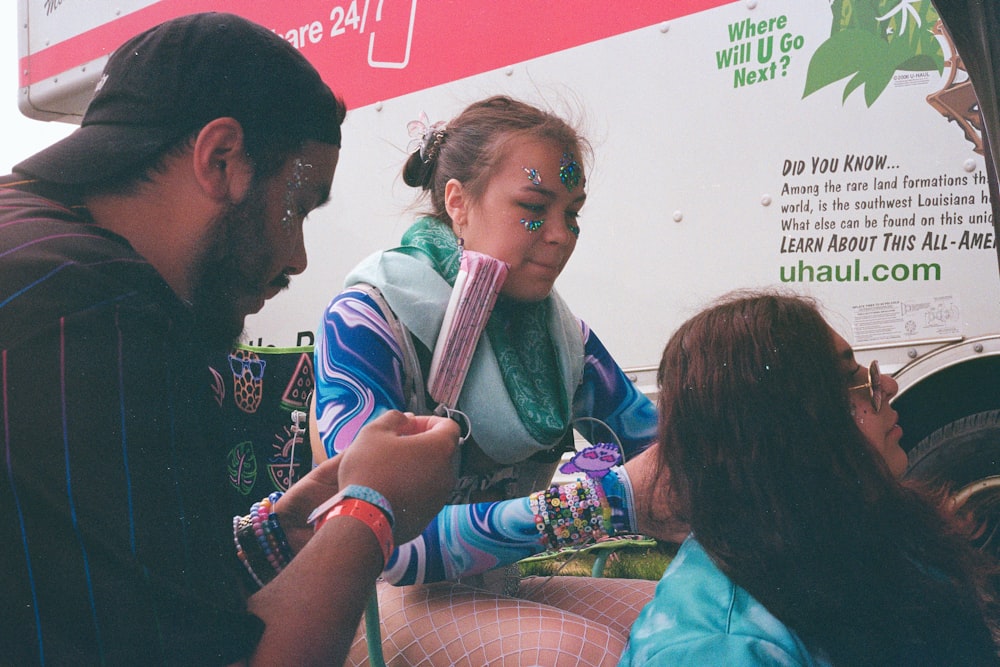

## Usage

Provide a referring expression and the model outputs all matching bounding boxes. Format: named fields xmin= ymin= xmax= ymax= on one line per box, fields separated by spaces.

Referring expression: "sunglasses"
xmin=848 ymin=359 xmax=883 ymax=413
xmin=229 ymin=354 xmax=267 ymax=381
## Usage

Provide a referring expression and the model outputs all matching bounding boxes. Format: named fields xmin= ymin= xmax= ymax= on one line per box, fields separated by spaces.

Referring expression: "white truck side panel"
xmin=17 ymin=0 xmax=1000 ymax=395
xmin=249 ymin=1 xmax=999 ymax=388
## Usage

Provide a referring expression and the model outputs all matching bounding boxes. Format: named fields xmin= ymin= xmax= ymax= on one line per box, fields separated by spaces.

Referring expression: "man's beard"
xmin=188 ymin=185 xmax=280 ymax=352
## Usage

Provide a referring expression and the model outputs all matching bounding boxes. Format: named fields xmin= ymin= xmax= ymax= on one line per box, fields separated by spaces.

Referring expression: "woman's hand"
xmin=625 ymin=444 xmax=690 ymax=543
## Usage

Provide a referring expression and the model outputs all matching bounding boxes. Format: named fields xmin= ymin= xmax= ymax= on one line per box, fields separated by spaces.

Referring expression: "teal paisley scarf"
xmin=401 ymin=218 xmax=569 ymax=444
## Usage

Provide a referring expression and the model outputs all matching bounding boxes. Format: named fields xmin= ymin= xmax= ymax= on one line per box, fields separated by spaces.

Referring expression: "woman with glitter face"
xmin=312 ymin=96 xmax=660 ymax=665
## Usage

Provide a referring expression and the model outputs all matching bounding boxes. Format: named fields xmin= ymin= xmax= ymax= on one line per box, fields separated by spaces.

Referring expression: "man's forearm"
xmin=245 ymin=515 xmax=385 ymax=667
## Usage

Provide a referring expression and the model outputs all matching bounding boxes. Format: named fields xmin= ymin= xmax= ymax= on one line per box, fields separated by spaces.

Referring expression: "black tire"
xmin=905 ymin=410 xmax=1000 ymax=555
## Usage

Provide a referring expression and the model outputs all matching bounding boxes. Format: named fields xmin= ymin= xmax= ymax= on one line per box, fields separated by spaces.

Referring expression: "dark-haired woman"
xmin=621 ymin=291 xmax=999 ymax=665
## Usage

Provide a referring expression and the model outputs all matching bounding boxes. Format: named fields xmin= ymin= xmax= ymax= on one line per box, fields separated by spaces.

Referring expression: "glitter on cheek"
xmin=559 ymin=152 xmax=581 ymax=192
xmin=280 ymin=158 xmax=312 ymax=230
xmin=521 ymin=218 xmax=544 ymax=232
xmin=523 ymin=167 xmax=541 ymax=185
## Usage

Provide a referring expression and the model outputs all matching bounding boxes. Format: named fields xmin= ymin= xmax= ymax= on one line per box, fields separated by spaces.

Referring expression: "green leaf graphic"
xmin=804 ymin=29 xmax=887 ymax=98
xmin=805 ymin=0 xmax=943 ymax=106
xmin=227 ymin=440 xmax=258 ymax=496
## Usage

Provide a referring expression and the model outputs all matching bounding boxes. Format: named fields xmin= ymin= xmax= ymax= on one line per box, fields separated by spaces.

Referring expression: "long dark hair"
xmin=655 ymin=290 xmax=999 ymax=665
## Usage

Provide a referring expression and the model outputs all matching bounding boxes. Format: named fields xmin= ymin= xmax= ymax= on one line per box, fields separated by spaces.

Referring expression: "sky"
xmin=3 ymin=2 xmax=77 ymax=172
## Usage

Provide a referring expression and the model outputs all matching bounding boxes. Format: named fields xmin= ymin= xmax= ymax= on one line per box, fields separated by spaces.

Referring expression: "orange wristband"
xmin=316 ymin=498 xmax=394 ymax=566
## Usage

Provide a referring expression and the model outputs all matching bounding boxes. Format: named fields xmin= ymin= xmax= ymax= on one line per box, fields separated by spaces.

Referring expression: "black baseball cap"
xmin=15 ymin=12 xmax=345 ymax=185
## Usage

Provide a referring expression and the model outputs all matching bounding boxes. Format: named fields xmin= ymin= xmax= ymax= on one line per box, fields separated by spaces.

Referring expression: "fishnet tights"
xmin=344 ymin=576 xmax=656 ymax=666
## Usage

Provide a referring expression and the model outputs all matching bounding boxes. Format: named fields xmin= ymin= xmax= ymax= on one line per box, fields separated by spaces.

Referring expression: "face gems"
xmin=559 ymin=152 xmax=581 ymax=192
xmin=280 ymin=158 xmax=312 ymax=230
xmin=522 ymin=167 xmax=543 ymax=230
xmin=523 ymin=167 xmax=542 ymax=185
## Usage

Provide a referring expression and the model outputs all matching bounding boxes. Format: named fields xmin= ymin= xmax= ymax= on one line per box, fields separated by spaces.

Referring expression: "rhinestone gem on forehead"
xmin=559 ymin=152 xmax=581 ymax=192
xmin=523 ymin=167 xmax=541 ymax=185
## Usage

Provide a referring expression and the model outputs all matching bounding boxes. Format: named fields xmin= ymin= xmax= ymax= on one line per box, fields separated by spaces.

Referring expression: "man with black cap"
xmin=0 ymin=12 xmax=459 ymax=666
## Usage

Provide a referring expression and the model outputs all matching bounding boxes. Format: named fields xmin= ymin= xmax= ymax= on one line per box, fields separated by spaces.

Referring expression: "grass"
xmin=517 ymin=537 xmax=679 ymax=581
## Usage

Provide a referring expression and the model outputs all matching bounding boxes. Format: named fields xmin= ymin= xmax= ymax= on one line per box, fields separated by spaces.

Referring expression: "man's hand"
xmin=278 ymin=410 xmax=460 ymax=551
xmin=274 ymin=452 xmax=343 ymax=553
xmin=247 ymin=411 xmax=456 ymax=667
xmin=337 ymin=411 xmax=460 ymax=543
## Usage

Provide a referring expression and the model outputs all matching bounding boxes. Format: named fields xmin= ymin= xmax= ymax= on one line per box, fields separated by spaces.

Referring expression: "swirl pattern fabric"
xmin=315 ymin=291 xmax=656 ymax=460
xmin=384 ymin=467 xmax=636 ymax=585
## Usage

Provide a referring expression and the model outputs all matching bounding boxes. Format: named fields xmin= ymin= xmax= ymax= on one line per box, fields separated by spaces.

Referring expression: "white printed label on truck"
xmin=851 ymin=295 xmax=961 ymax=345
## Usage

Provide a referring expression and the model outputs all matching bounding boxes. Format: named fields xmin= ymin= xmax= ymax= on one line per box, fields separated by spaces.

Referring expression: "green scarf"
xmin=402 ymin=218 xmax=569 ymax=444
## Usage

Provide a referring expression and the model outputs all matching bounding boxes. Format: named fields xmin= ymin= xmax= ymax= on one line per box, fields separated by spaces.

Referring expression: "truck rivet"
xmin=374 ymin=101 xmax=383 ymax=112
xmin=963 ymin=159 xmax=977 ymax=173
xmin=975 ymin=343 xmax=984 ymax=353
xmin=659 ymin=23 xmax=670 ymax=34
xmin=672 ymin=211 xmax=683 ymax=223
xmin=760 ymin=195 xmax=772 ymax=206
xmin=907 ymin=349 xmax=917 ymax=359
xmin=746 ymin=0 xmax=758 ymax=9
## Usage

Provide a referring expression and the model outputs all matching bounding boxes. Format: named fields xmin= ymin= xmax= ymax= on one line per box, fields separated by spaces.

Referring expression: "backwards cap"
xmin=16 ymin=12 xmax=344 ymax=185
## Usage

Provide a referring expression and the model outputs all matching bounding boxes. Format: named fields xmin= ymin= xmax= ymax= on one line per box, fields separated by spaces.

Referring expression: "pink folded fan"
xmin=427 ymin=250 xmax=509 ymax=411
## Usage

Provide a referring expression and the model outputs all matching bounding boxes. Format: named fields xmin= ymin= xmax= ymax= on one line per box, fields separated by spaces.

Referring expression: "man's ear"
xmin=444 ymin=178 xmax=468 ymax=230
xmin=192 ymin=117 xmax=254 ymax=203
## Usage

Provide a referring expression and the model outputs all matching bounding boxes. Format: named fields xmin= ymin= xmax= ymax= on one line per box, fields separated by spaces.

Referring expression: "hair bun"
xmin=402 ymin=149 xmax=435 ymax=189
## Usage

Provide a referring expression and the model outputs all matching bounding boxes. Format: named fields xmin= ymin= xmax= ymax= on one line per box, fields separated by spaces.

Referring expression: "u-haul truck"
xmin=17 ymin=0 xmax=1000 ymax=527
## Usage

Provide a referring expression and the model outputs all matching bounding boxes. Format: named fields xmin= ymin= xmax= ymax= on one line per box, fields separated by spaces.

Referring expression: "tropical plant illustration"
xmin=803 ymin=0 xmax=944 ymax=106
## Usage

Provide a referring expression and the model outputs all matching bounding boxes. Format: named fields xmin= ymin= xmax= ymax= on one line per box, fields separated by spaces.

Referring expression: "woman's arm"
xmin=573 ymin=323 xmax=657 ymax=459
xmin=313 ymin=288 xmax=411 ymax=459
xmin=382 ymin=445 xmax=691 ymax=585
xmin=383 ymin=467 xmax=637 ymax=585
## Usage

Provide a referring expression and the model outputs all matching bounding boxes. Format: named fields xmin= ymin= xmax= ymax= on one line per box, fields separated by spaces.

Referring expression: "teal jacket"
xmin=620 ymin=537 xmax=830 ymax=666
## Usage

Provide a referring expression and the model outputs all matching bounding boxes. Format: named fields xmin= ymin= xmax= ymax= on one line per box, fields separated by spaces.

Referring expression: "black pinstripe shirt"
xmin=0 ymin=178 xmax=262 ymax=665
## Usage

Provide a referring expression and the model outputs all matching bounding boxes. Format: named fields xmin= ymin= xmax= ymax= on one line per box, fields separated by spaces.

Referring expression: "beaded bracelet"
xmin=233 ymin=491 xmax=294 ymax=588
xmin=233 ymin=514 xmax=266 ymax=588
xmin=314 ymin=498 xmax=394 ymax=567
xmin=528 ymin=476 xmax=612 ymax=551
xmin=252 ymin=493 xmax=291 ymax=573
